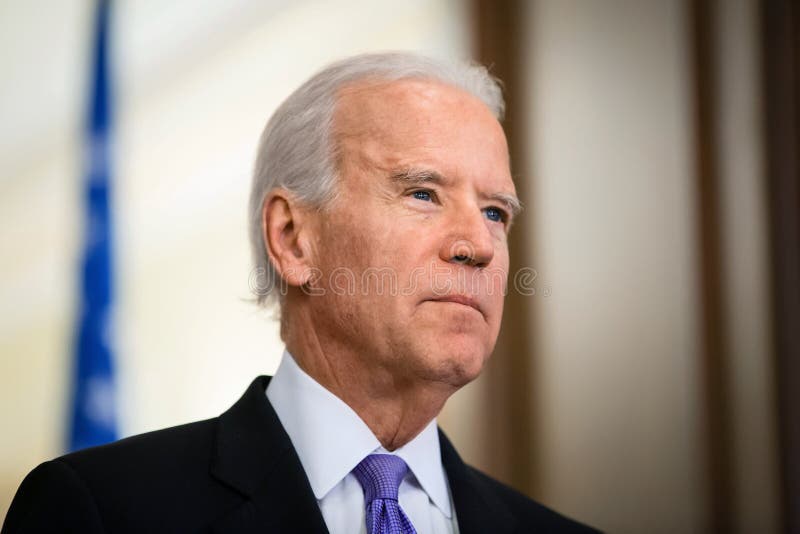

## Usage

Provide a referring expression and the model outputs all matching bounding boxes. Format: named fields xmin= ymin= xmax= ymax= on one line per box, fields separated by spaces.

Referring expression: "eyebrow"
xmin=389 ymin=168 xmax=448 ymax=187
xmin=390 ymin=167 xmax=522 ymax=221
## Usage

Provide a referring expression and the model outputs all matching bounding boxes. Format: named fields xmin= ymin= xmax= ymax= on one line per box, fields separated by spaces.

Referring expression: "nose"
xmin=440 ymin=207 xmax=495 ymax=269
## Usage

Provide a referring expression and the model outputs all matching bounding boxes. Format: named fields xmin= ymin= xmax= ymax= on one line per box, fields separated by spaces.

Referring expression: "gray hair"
xmin=248 ymin=52 xmax=505 ymax=307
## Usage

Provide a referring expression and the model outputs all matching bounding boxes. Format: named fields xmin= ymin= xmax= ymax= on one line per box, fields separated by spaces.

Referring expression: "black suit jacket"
xmin=3 ymin=376 xmax=598 ymax=533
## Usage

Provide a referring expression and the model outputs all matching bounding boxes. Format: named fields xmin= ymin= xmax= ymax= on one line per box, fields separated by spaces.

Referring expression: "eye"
xmin=411 ymin=190 xmax=434 ymax=202
xmin=483 ymin=206 xmax=507 ymax=223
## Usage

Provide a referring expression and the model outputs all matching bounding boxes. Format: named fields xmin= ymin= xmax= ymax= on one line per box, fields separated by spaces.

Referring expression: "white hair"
xmin=248 ymin=51 xmax=505 ymax=307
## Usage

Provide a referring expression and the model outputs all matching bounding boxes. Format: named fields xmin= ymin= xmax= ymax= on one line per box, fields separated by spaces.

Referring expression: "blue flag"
xmin=68 ymin=0 xmax=117 ymax=452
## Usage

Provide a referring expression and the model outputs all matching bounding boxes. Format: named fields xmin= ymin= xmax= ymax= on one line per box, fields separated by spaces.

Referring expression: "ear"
xmin=262 ymin=189 xmax=317 ymax=288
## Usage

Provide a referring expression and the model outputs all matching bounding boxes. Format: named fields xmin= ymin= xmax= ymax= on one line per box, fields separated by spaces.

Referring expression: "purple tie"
xmin=353 ymin=454 xmax=418 ymax=534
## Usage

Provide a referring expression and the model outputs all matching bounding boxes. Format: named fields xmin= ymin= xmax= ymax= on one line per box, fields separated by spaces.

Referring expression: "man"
xmin=3 ymin=53 xmax=597 ymax=533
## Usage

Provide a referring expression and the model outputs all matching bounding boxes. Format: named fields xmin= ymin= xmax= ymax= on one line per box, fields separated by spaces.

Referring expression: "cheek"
xmin=488 ymin=242 xmax=510 ymax=280
xmin=317 ymin=212 xmax=379 ymax=267
xmin=486 ymin=250 xmax=510 ymax=317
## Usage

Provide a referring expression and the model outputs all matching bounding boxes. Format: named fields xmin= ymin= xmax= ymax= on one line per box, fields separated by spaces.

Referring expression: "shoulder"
xmin=3 ymin=377 xmax=280 ymax=533
xmin=2 ymin=459 xmax=105 ymax=533
xmin=464 ymin=465 xmax=601 ymax=533
xmin=3 ymin=418 xmax=238 ymax=534
xmin=59 ymin=417 xmax=218 ymax=480
xmin=439 ymin=428 xmax=600 ymax=533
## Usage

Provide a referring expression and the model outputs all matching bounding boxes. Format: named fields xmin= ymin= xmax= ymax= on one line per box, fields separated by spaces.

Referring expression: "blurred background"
xmin=1 ymin=0 xmax=797 ymax=532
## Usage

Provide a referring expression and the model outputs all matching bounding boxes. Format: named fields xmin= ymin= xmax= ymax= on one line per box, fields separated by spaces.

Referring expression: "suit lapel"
xmin=209 ymin=376 xmax=329 ymax=534
xmin=207 ymin=377 xmax=519 ymax=533
xmin=439 ymin=428 xmax=519 ymax=534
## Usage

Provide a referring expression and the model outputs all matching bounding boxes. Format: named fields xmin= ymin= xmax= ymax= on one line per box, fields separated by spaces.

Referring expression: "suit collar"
xmin=207 ymin=376 xmax=519 ymax=533
xmin=439 ymin=428 xmax=519 ymax=534
xmin=210 ymin=376 xmax=329 ymax=533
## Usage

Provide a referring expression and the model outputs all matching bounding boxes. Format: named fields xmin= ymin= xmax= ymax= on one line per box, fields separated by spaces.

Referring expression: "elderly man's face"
xmin=306 ymin=79 xmax=516 ymax=388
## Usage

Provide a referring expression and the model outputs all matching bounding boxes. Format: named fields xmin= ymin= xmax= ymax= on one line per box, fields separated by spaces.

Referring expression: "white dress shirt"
xmin=266 ymin=350 xmax=459 ymax=534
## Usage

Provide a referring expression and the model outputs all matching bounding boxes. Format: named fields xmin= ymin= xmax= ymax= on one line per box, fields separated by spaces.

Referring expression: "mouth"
xmin=424 ymin=294 xmax=484 ymax=317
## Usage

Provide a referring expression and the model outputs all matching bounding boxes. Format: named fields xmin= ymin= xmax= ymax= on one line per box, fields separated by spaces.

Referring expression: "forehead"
xmin=333 ymin=78 xmax=513 ymax=189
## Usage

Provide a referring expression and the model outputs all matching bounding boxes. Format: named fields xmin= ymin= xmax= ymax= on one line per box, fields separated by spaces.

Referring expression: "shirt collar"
xmin=389 ymin=415 xmax=452 ymax=518
xmin=266 ymin=350 xmax=452 ymax=518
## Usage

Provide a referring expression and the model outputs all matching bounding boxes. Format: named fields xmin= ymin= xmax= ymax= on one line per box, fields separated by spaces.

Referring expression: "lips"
xmin=425 ymin=294 xmax=484 ymax=317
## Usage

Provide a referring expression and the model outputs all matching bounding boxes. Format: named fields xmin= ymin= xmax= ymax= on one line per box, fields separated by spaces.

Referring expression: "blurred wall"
xmin=526 ymin=1 xmax=705 ymax=530
xmin=521 ymin=0 xmax=780 ymax=531
xmin=446 ymin=1 xmax=781 ymax=532
xmin=713 ymin=0 xmax=780 ymax=530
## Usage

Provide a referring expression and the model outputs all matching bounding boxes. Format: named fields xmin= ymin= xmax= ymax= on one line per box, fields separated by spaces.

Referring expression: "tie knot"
xmin=353 ymin=454 xmax=409 ymax=503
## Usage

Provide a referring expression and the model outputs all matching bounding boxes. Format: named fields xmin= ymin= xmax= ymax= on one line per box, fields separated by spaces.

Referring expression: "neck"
xmin=282 ymin=303 xmax=457 ymax=451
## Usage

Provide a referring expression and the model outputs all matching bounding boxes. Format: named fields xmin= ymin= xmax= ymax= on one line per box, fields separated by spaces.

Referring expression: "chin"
xmin=423 ymin=337 xmax=491 ymax=388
